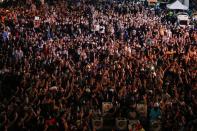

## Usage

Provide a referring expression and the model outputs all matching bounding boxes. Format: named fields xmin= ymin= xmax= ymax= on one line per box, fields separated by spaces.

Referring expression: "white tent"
xmin=167 ymin=0 xmax=188 ymax=10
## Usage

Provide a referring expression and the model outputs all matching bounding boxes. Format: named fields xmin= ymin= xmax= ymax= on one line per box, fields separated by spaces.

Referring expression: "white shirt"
xmin=95 ymin=24 xmax=100 ymax=32
xmin=100 ymin=25 xmax=105 ymax=34
xmin=167 ymin=30 xmax=172 ymax=38
xmin=15 ymin=49 xmax=23 ymax=59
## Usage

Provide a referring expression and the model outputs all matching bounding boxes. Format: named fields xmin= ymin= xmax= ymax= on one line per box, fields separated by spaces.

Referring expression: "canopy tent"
xmin=167 ymin=0 xmax=188 ymax=10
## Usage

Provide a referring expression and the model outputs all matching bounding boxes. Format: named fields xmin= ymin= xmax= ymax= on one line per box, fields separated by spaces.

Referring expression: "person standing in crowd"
xmin=0 ymin=0 xmax=196 ymax=130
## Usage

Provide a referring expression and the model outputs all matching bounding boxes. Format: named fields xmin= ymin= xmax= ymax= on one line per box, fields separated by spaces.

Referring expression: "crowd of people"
xmin=0 ymin=0 xmax=196 ymax=130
